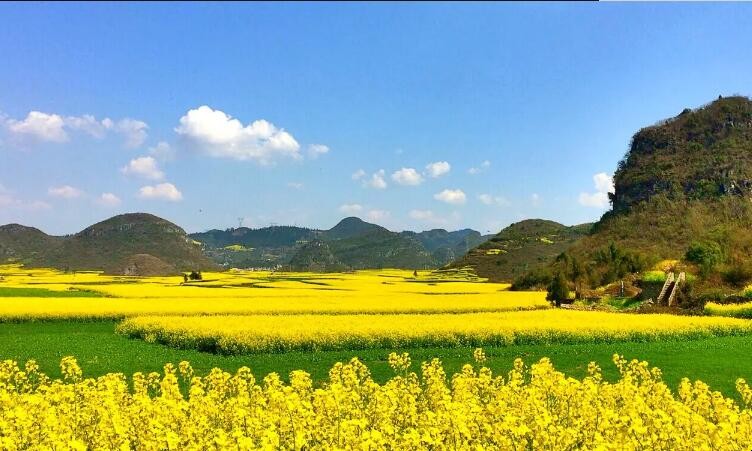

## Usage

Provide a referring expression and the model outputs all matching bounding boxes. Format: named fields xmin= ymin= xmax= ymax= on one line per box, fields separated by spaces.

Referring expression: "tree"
xmin=686 ymin=241 xmax=723 ymax=277
xmin=547 ymin=272 xmax=570 ymax=307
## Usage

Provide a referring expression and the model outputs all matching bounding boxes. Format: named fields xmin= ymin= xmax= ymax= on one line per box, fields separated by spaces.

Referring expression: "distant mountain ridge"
xmin=0 ymin=213 xmax=216 ymax=274
xmin=190 ymin=217 xmax=492 ymax=270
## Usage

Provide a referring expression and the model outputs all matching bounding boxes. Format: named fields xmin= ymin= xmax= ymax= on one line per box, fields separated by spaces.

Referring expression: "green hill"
xmin=0 ymin=224 xmax=63 ymax=262
xmin=452 ymin=219 xmax=592 ymax=282
xmin=518 ymin=96 xmax=752 ymax=296
xmin=0 ymin=213 xmax=216 ymax=273
xmin=322 ymin=217 xmax=387 ymax=240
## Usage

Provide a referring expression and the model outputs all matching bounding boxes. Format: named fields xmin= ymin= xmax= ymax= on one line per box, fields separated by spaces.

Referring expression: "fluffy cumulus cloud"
xmin=148 ymin=141 xmax=175 ymax=162
xmin=97 ymin=192 xmax=121 ymax=207
xmin=2 ymin=111 xmax=148 ymax=147
xmin=391 ymin=167 xmax=424 ymax=186
xmin=351 ymin=169 xmax=366 ymax=180
xmin=366 ymin=209 xmax=390 ymax=222
xmin=578 ymin=172 xmax=615 ymax=208
xmin=307 ymin=144 xmax=330 ymax=159
xmin=478 ymin=193 xmax=511 ymax=207
xmin=138 ymin=183 xmax=183 ymax=202
xmin=434 ymin=188 xmax=467 ymax=205
xmin=5 ymin=111 xmax=68 ymax=142
xmin=365 ymin=170 xmax=388 ymax=189
xmin=64 ymin=115 xmax=113 ymax=139
xmin=287 ymin=182 xmax=304 ymax=190
xmin=115 ymin=119 xmax=149 ymax=148
xmin=121 ymin=156 xmax=164 ymax=180
xmin=48 ymin=185 xmax=83 ymax=199
xmin=468 ymin=160 xmax=491 ymax=175
xmin=425 ymin=161 xmax=451 ymax=178
xmin=175 ymin=105 xmax=301 ymax=164
xmin=339 ymin=203 xmax=363 ymax=214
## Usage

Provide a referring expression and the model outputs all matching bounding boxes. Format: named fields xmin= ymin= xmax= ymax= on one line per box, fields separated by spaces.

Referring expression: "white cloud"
xmin=121 ymin=156 xmax=164 ymax=180
xmin=409 ymin=209 xmax=435 ymax=221
xmin=287 ymin=182 xmax=304 ymax=190
xmin=366 ymin=209 xmax=390 ymax=222
xmin=408 ymin=209 xmax=460 ymax=227
xmin=138 ymin=183 xmax=183 ymax=202
xmin=425 ymin=161 xmax=451 ymax=178
xmin=434 ymin=189 xmax=466 ymax=205
xmin=24 ymin=200 xmax=52 ymax=211
xmin=0 ymin=184 xmax=51 ymax=211
xmin=48 ymin=185 xmax=83 ymax=199
xmin=391 ymin=167 xmax=424 ymax=186
xmin=339 ymin=203 xmax=363 ymax=214
xmin=307 ymin=144 xmax=329 ymax=159
xmin=579 ymin=172 xmax=615 ymax=208
xmin=365 ymin=170 xmax=387 ymax=189
xmin=115 ymin=119 xmax=149 ymax=148
xmin=65 ymin=114 xmax=112 ymax=139
xmin=351 ymin=169 xmax=366 ymax=180
xmin=148 ymin=141 xmax=175 ymax=161
xmin=175 ymin=105 xmax=301 ymax=164
xmin=593 ymin=172 xmax=615 ymax=194
xmin=2 ymin=111 xmax=148 ymax=147
xmin=5 ymin=111 xmax=68 ymax=142
xmin=531 ymin=193 xmax=541 ymax=207
xmin=468 ymin=160 xmax=491 ymax=175
xmin=97 ymin=192 xmax=121 ymax=207
xmin=478 ymin=193 xmax=511 ymax=207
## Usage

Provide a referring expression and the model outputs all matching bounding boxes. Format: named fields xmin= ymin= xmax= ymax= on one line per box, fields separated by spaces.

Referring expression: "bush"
xmin=546 ymin=272 xmax=570 ymax=306
xmin=685 ymin=241 xmax=723 ymax=276
xmin=721 ymin=261 xmax=752 ymax=288
xmin=511 ymin=268 xmax=552 ymax=291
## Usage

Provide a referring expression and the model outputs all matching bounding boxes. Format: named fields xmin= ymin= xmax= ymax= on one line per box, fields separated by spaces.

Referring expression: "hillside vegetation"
xmin=192 ymin=217 xmax=490 ymax=271
xmin=0 ymin=213 xmax=216 ymax=274
xmin=516 ymin=96 xmax=752 ymax=300
xmin=452 ymin=219 xmax=591 ymax=282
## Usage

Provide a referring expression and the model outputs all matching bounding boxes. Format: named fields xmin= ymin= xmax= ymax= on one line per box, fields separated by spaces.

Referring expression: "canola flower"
xmin=0 ymin=354 xmax=751 ymax=449
xmin=116 ymin=310 xmax=752 ymax=354
xmin=705 ymin=301 xmax=752 ymax=319
xmin=0 ymin=265 xmax=547 ymax=320
xmin=0 ymin=293 xmax=548 ymax=321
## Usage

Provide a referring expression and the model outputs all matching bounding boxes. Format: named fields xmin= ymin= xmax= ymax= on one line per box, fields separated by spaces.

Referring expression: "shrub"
xmin=546 ymin=272 xmax=570 ymax=306
xmin=511 ymin=268 xmax=552 ymax=291
xmin=721 ymin=261 xmax=752 ymax=288
xmin=685 ymin=241 xmax=723 ymax=276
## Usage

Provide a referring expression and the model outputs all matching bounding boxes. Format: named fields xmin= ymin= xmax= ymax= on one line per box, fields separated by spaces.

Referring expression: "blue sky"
xmin=1 ymin=2 xmax=751 ymax=235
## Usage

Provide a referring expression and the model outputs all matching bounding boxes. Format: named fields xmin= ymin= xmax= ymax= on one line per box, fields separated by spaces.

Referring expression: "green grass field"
xmin=0 ymin=287 xmax=102 ymax=297
xmin=1 ymin=320 xmax=751 ymax=399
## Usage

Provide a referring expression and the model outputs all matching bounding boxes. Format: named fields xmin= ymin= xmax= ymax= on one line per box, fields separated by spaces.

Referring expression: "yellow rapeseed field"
xmin=1 ymin=354 xmax=751 ymax=449
xmin=705 ymin=301 xmax=752 ymax=318
xmin=116 ymin=310 xmax=752 ymax=354
xmin=0 ymin=293 xmax=549 ymax=320
xmin=0 ymin=265 xmax=548 ymax=319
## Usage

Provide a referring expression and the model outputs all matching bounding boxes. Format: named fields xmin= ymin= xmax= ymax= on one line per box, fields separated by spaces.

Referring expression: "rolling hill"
xmin=451 ymin=219 xmax=592 ymax=282
xmin=0 ymin=213 xmax=216 ymax=274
